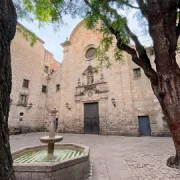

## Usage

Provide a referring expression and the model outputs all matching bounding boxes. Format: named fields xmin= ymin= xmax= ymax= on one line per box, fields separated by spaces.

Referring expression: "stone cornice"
xmin=60 ymin=40 xmax=71 ymax=47
xmin=69 ymin=21 xmax=84 ymax=42
xmin=17 ymin=22 xmax=45 ymax=44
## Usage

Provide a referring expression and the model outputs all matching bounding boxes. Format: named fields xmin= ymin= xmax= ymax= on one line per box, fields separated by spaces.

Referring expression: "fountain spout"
xmin=49 ymin=108 xmax=58 ymax=138
xmin=40 ymin=108 xmax=63 ymax=159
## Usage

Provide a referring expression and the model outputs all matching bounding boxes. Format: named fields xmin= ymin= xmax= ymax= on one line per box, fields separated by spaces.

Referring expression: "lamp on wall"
xmin=28 ymin=103 xmax=33 ymax=109
xmin=65 ymin=102 xmax=71 ymax=110
xmin=111 ymin=98 xmax=116 ymax=107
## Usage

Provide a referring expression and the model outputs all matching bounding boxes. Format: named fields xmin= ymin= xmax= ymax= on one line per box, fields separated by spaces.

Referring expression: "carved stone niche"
xmin=75 ymin=66 xmax=108 ymax=97
xmin=82 ymin=65 xmax=95 ymax=85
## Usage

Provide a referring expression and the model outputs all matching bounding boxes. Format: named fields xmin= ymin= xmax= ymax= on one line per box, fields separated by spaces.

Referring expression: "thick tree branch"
xmin=100 ymin=17 xmax=158 ymax=85
xmin=176 ymin=0 xmax=180 ymax=40
xmin=176 ymin=11 xmax=180 ymax=40
xmin=100 ymin=2 xmax=157 ymax=82
xmin=117 ymin=42 xmax=158 ymax=85
xmin=157 ymin=0 xmax=177 ymax=47
xmin=136 ymin=0 xmax=148 ymax=18
xmin=124 ymin=24 xmax=158 ymax=84
xmin=178 ymin=0 xmax=180 ymax=8
xmin=84 ymin=0 xmax=158 ymax=85
xmin=101 ymin=2 xmax=149 ymax=61
xmin=147 ymin=0 xmax=178 ymax=73
xmin=125 ymin=24 xmax=150 ymax=65
xmin=107 ymin=0 xmax=140 ymax=9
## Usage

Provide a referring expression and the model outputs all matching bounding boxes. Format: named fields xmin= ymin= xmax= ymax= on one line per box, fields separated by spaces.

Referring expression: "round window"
xmin=85 ymin=48 xmax=95 ymax=60
xmin=19 ymin=112 xmax=24 ymax=116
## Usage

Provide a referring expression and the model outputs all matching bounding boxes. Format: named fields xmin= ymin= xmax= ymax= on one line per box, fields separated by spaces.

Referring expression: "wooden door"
xmin=84 ymin=103 xmax=99 ymax=134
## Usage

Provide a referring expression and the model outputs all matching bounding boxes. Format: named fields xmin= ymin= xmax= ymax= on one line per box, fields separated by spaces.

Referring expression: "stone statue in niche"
xmin=100 ymin=73 xmax=104 ymax=82
xmin=82 ymin=65 xmax=96 ymax=85
xmin=75 ymin=65 xmax=109 ymax=98
xmin=87 ymin=71 xmax=94 ymax=85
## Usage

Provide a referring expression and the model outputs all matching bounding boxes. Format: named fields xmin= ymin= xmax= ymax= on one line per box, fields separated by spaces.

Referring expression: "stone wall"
xmin=45 ymin=67 xmax=62 ymax=129
xmin=47 ymin=21 xmax=179 ymax=136
xmin=9 ymin=27 xmax=60 ymax=134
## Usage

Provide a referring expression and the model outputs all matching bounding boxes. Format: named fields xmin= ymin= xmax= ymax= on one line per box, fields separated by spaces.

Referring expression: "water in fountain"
xmin=13 ymin=146 xmax=84 ymax=163
xmin=14 ymin=108 xmax=84 ymax=163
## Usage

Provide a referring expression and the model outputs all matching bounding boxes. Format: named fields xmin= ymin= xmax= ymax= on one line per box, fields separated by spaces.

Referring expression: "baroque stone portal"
xmin=75 ymin=65 xmax=108 ymax=98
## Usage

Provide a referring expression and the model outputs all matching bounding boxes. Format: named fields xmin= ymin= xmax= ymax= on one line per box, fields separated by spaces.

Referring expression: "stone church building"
xmin=9 ymin=21 xmax=178 ymax=136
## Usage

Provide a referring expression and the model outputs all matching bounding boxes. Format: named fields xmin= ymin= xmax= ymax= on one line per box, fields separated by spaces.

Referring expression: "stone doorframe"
xmin=74 ymin=65 xmax=109 ymax=134
xmin=75 ymin=95 xmax=108 ymax=135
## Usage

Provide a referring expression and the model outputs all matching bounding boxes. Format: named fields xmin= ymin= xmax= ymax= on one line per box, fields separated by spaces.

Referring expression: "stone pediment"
xmin=75 ymin=82 xmax=108 ymax=97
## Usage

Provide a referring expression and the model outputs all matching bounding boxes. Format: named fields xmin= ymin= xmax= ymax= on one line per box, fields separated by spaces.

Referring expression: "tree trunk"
xmin=143 ymin=0 xmax=180 ymax=169
xmin=0 ymin=0 xmax=17 ymax=179
xmin=152 ymin=70 xmax=180 ymax=168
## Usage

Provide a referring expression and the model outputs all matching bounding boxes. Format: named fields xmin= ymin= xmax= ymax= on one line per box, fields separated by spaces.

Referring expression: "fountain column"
xmin=40 ymin=108 xmax=63 ymax=159
xmin=47 ymin=108 xmax=58 ymax=158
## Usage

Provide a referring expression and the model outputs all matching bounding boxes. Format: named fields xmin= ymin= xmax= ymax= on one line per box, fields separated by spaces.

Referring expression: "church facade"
xmin=9 ymin=21 xmax=178 ymax=136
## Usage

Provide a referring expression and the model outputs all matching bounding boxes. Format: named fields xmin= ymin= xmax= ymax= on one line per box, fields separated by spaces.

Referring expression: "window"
xmin=85 ymin=48 xmax=96 ymax=60
xmin=42 ymin=85 xmax=47 ymax=93
xmin=18 ymin=95 xmax=28 ymax=106
xmin=44 ymin=66 xmax=49 ymax=73
xmin=22 ymin=79 xmax=29 ymax=88
xmin=56 ymin=84 xmax=60 ymax=92
xmin=133 ymin=68 xmax=141 ymax=79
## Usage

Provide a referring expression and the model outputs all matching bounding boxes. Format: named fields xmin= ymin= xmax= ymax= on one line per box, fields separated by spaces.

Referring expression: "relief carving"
xmin=75 ymin=65 xmax=108 ymax=97
xmin=87 ymin=91 xmax=93 ymax=97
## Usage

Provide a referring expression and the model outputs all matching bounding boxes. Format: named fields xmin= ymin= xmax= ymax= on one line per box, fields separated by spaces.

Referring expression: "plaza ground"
xmin=10 ymin=132 xmax=180 ymax=180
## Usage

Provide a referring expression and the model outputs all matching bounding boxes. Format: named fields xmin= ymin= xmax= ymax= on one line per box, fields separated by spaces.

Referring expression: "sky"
xmin=20 ymin=12 xmax=152 ymax=63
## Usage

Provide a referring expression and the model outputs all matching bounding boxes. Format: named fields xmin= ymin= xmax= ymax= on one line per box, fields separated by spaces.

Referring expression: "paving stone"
xmin=10 ymin=132 xmax=180 ymax=180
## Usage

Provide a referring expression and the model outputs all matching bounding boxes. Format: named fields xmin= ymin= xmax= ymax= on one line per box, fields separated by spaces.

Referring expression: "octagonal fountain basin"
xmin=13 ymin=144 xmax=90 ymax=180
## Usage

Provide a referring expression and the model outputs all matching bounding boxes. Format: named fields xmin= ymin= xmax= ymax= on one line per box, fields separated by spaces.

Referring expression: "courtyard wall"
xmin=9 ymin=24 xmax=60 ymax=134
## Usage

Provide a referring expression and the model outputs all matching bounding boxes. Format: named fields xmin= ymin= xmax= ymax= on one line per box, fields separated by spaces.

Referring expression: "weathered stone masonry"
xmin=9 ymin=21 xmax=180 ymax=136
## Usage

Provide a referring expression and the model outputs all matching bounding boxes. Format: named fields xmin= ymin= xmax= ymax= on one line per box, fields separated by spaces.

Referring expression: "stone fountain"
xmin=12 ymin=108 xmax=90 ymax=180
xmin=40 ymin=108 xmax=63 ymax=159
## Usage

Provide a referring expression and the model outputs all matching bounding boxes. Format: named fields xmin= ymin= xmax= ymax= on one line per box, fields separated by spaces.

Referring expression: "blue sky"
xmin=20 ymin=13 xmax=152 ymax=63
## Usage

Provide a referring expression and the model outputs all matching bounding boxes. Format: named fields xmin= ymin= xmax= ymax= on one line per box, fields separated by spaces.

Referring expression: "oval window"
xmin=85 ymin=48 xmax=95 ymax=60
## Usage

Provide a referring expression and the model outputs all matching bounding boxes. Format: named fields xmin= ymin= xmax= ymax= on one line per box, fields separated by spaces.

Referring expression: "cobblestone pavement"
xmin=10 ymin=132 xmax=180 ymax=180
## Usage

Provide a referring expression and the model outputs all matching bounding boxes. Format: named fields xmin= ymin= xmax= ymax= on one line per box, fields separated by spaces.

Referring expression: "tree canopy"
xmin=14 ymin=0 xmax=148 ymax=68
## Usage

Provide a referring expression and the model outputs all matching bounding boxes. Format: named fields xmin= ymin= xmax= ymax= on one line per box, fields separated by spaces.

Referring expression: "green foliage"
xmin=14 ymin=0 xmax=86 ymax=46
xmin=82 ymin=0 xmax=131 ymax=68
xmin=15 ymin=0 xmax=86 ymax=25
xmin=114 ymin=48 xmax=124 ymax=64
